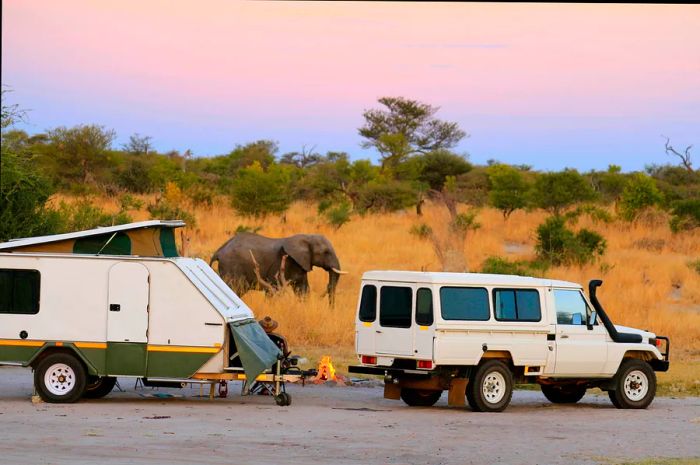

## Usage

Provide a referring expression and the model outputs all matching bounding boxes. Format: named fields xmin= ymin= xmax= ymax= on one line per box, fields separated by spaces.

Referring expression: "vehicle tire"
xmin=608 ymin=359 xmax=656 ymax=409
xmin=34 ymin=353 xmax=87 ymax=403
xmin=467 ymin=360 xmax=513 ymax=412
xmin=400 ymin=388 xmax=442 ymax=407
xmin=540 ymin=384 xmax=587 ymax=404
xmin=83 ymin=376 xmax=117 ymax=399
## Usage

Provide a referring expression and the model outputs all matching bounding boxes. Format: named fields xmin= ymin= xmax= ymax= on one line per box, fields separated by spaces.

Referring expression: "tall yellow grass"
xmin=70 ymin=194 xmax=700 ymax=358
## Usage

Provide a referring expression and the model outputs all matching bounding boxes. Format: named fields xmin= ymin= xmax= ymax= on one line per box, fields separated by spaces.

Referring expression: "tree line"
xmin=2 ymin=93 xmax=699 ymax=260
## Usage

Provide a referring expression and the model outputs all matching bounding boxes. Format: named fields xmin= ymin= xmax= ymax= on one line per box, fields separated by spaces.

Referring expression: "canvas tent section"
xmin=0 ymin=220 xmax=184 ymax=257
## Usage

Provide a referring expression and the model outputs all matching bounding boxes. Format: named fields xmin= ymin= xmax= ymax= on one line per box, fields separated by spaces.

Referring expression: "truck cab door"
xmin=552 ymin=289 xmax=607 ymax=376
xmin=375 ymin=285 xmax=414 ymax=356
xmin=413 ymin=287 xmax=434 ymax=360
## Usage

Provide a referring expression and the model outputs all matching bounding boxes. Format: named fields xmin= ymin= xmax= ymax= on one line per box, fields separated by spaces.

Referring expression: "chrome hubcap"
xmin=482 ymin=371 xmax=506 ymax=404
xmin=44 ymin=363 xmax=76 ymax=396
xmin=624 ymin=370 xmax=648 ymax=402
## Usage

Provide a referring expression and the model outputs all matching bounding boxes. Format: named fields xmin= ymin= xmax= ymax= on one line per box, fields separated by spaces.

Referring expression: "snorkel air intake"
xmin=589 ymin=280 xmax=642 ymax=344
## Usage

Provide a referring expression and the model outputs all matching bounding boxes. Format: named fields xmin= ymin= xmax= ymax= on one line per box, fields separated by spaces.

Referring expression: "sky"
xmin=2 ymin=1 xmax=699 ymax=171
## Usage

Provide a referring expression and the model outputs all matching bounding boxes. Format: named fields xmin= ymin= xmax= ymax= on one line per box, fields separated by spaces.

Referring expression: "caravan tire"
xmin=84 ymin=376 xmax=117 ymax=399
xmin=34 ymin=353 xmax=87 ymax=403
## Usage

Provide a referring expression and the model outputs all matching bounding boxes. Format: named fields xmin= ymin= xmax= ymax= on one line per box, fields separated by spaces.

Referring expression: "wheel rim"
xmin=44 ymin=363 xmax=76 ymax=396
xmin=623 ymin=369 xmax=649 ymax=402
xmin=482 ymin=371 xmax=506 ymax=404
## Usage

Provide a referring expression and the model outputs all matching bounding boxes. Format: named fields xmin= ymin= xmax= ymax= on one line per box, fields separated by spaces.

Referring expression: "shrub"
xmin=56 ymin=199 xmax=132 ymax=232
xmin=410 ymin=223 xmax=433 ymax=239
xmin=147 ymin=182 xmax=196 ymax=226
xmin=230 ymin=162 xmax=292 ymax=217
xmin=532 ymin=170 xmax=596 ymax=214
xmin=487 ymin=164 xmax=529 ymax=219
xmin=356 ymin=179 xmax=416 ymax=213
xmin=119 ymin=193 xmax=144 ymax=211
xmin=669 ymin=199 xmax=700 ymax=232
xmin=480 ymin=256 xmax=550 ymax=277
xmin=235 ymin=224 xmax=263 ymax=234
xmin=535 ymin=215 xmax=606 ymax=266
xmin=619 ymin=173 xmax=663 ymax=221
xmin=689 ymin=259 xmax=700 ymax=275
xmin=324 ymin=202 xmax=352 ymax=230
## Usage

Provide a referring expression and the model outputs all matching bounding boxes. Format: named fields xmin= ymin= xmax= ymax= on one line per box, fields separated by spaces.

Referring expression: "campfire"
xmin=313 ymin=355 xmax=347 ymax=385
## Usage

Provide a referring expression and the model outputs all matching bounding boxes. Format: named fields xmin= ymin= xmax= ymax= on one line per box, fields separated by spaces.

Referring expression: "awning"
xmin=229 ymin=319 xmax=282 ymax=389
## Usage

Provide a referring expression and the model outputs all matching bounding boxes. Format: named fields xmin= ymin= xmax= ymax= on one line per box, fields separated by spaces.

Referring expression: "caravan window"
xmin=0 ymin=269 xmax=41 ymax=315
xmin=380 ymin=286 xmax=412 ymax=328
xmin=415 ymin=288 xmax=433 ymax=326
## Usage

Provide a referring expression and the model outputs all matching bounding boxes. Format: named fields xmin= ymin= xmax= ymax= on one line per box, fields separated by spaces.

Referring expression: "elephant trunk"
xmin=326 ymin=270 xmax=340 ymax=307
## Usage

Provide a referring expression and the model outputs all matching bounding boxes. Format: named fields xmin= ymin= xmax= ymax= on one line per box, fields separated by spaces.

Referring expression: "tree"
xmin=46 ymin=124 xmax=117 ymax=185
xmin=619 ymin=173 xmax=663 ymax=221
xmin=359 ymin=97 xmax=467 ymax=174
xmin=535 ymin=216 xmax=606 ymax=266
xmin=230 ymin=162 xmax=292 ymax=217
xmin=663 ymin=136 xmax=693 ymax=172
xmin=280 ymin=145 xmax=323 ymax=168
xmin=487 ymin=164 xmax=530 ymax=219
xmin=122 ymin=133 xmax=153 ymax=155
xmin=532 ymin=170 xmax=595 ymax=215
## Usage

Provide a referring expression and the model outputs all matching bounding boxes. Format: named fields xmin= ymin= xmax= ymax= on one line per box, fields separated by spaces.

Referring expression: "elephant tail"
xmin=209 ymin=250 xmax=219 ymax=267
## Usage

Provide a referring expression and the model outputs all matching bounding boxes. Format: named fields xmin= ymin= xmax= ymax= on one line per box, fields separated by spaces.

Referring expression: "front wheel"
xmin=400 ymin=388 xmax=442 ymax=407
xmin=608 ymin=359 xmax=656 ymax=409
xmin=467 ymin=360 xmax=513 ymax=412
xmin=34 ymin=353 xmax=87 ymax=403
xmin=541 ymin=384 xmax=587 ymax=404
xmin=84 ymin=376 xmax=117 ymax=399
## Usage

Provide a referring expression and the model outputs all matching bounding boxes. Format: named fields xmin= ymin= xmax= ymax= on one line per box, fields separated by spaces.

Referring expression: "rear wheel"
xmin=467 ymin=360 xmax=513 ymax=412
xmin=540 ymin=384 xmax=587 ymax=404
xmin=34 ymin=353 xmax=87 ymax=403
xmin=400 ymin=388 xmax=442 ymax=407
xmin=608 ymin=359 xmax=656 ymax=409
xmin=83 ymin=376 xmax=117 ymax=399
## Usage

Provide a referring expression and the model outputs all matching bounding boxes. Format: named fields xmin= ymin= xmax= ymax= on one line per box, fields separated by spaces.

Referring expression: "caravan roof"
xmin=361 ymin=270 xmax=581 ymax=289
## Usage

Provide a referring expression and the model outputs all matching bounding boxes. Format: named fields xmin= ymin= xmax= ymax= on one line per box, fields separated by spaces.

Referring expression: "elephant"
xmin=210 ymin=233 xmax=345 ymax=304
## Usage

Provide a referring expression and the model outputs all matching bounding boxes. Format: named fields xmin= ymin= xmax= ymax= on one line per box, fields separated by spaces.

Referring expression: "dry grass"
xmin=63 ymin=194 xmax=700 ymax=363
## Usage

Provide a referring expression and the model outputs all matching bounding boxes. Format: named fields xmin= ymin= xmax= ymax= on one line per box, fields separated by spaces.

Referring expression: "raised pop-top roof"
xmin=0 ymin=220 xmax=185 ymax=250
xmin=361 ymin=270 xmax=581 ymax=289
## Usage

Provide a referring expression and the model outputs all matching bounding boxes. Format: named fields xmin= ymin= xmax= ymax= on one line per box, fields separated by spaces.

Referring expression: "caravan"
xmin=0 ymin=221 xmax=302 ymax=405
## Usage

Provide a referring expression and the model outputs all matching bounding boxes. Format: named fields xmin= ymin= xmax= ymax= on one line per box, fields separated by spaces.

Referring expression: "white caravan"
xmin=0 ymin=222 xmax=300 ymax=405
xmin=349 ymin=271 xmax=669 ymax=412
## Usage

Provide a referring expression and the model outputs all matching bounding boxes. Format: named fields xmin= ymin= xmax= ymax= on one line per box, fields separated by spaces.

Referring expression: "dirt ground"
xmin=1 ymin=367 xmax=699 ymax=465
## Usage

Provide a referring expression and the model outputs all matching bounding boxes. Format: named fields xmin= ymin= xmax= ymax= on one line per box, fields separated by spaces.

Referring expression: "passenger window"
xmin=380 ymin=286 xmax=412 ymax=328
xmin=493 ymin=289 xmax=541 ymax=322
xmin=415 ymin=288 xmax=433 ymax=326
xmin=0 ymin=269 xmax=41 ymax=315
xmin=440 ymin=287 xmax=490 ymax=321
xmin=358 ymin=285 xmax=377 ymax=322
xmin=554 ymin=289 xmax=590 ymax=325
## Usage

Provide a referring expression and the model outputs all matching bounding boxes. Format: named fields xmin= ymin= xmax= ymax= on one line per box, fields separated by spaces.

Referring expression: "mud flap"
xmin=384 ymin=382 xmax=401 ymax=400
xmin=448 ymin=378 xmax=468 ymax=407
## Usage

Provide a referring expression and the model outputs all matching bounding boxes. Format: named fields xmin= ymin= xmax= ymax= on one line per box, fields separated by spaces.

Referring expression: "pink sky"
xmin=3 ymin=1 xmax=699 ymax=170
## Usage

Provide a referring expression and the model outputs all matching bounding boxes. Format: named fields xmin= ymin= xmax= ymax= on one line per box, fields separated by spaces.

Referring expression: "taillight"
xmin=655 ymin=338 xmax=662 ymax=348
xmin=417 ymin=360 xmax=433 ymax=370
xmin=361 ymin=355 xmax=377 ymax=365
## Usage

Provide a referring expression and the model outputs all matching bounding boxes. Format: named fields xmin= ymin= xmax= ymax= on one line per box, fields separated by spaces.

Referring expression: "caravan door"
xmin=106 ymin=262 xmax=150 ymax=376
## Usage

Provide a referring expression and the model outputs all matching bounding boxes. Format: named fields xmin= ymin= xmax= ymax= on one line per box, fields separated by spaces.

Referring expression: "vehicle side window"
xmin=358 ymin=285 xmax=377 ymax=322
xmin=440 ymin=287 xmax=490 ymax=321
xmin=554 ymin=289 xmax=590 ymax=325
xmin=0 ymin=269 xmax=41 ymax=315
xmin=380 ymin=286 xmax=412 ymax=328
xmin=493 ymin=289 xmax=541 ymax=322
xmin=415 ymin=288 xmax=433 ymax=326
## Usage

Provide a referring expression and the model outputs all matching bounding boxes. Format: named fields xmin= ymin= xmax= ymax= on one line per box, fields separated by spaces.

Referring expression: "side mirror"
xmin=587 ymin=311 xmax=597 ymax=329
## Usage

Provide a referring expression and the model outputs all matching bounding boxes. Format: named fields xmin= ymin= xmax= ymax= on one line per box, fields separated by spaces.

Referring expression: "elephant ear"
xmin=281 ymin=236 xmax=312 ymax=272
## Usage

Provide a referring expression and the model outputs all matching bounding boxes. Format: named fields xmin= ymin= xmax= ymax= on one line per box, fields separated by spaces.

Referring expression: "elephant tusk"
xmin=331 ymin=268 xmax=348 ymax=275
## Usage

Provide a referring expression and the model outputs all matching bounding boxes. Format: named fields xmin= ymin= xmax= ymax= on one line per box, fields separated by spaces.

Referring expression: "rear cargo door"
xmin=106 ymin=262 xmax=149 ymax=376
xmin=376 ymin=285 xmax=413 ymax=356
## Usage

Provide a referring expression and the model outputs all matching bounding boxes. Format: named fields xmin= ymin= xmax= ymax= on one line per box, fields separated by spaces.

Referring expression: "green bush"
xmin=669 ymin=199 xmax=700 ymax=232
xmin=119 ymin=193 xmax=144 ymax=211
xmin=487 ymin=164 xmax=529 ymax=219
xmin=356 ymin=179 xmax=416 ymax=213
xmin=55 ymin=199 xmax=132 ymax=232
xmin=535 ymin=215 xmax=606 ymax=266
xmin=480 ymin=256 xmax=549 ymax=277
xmin=230 ymin=162 xmax=292 ymax=217
xmin=409 ymin=223 xmax=433 ymax=239
xmin=532 ymin=170 xmax=596 ymax=214
xmin=619 ymin=173 xmax=663 ymax=221
xmin=324 ymin=202 xmax=352 ymax=230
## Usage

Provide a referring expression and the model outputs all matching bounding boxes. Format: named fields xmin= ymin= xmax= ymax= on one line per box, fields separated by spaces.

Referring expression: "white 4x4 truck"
xmin=349 ymin=272 xmax=669 ymax=412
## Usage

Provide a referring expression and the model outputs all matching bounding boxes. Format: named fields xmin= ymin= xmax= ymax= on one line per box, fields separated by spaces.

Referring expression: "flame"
xmin=314 ymin=355 xmax=337 ymax=382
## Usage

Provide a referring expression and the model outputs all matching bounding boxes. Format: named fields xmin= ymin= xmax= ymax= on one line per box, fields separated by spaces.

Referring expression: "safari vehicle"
xmin=349 ymin=271 xmax=669 ymax=412
xmin=0 ymin=221 xmax=306 ymax=405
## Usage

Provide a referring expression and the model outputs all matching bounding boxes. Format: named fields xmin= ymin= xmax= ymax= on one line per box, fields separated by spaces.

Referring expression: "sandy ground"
xmin=0 ymin=366 xmax=699 ymax=465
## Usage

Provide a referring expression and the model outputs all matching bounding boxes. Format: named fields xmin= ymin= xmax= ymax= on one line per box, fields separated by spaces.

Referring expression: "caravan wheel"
xmin=34 ymin=353 xmax=87 ymax=403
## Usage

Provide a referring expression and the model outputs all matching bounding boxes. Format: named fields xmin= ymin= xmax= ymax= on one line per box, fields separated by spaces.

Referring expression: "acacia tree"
xmin=487 ymin=164 xmax=530 ymax=219
xmin=359 ymin=97 xmax=467 ymax=174
xmin=47 ymin=124 xmax=116 ymax=185
xmin=122 ymin=133 xmax=153 ymax=155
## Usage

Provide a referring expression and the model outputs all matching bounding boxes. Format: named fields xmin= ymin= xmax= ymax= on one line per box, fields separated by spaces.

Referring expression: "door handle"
xmin=109 ymin=304 xmax=120 ymax=312
xmin=375 ymin=330 xmax=382 ymax=334
xmin=561 ymin=334 xmax=569 ymax=339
